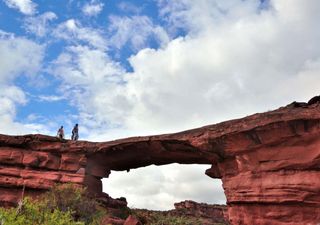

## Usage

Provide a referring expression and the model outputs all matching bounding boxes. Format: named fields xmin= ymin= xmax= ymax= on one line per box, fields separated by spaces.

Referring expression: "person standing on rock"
xmin=71 ymin=124 xmax=79 ymax=140
xmin=57 ymin=126 xmax=64 ymax=139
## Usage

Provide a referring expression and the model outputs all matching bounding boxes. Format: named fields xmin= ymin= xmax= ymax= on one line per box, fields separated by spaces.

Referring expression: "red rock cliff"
xmin=1 ymin=99 xmax=320 ymax=224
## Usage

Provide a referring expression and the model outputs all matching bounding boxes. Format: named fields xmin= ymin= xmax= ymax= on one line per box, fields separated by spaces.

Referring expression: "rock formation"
xmin=131 ymin=200 xmax=228 ymax=225
xmin=1 ymin=99 xmax=320 ymax=224
xmin=173 ymin=200 xmax=228 ymax=224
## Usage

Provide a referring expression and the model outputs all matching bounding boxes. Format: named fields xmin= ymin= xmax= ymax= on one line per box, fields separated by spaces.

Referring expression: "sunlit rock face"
xmin=1 ymin=97 xmax=320 ymax=224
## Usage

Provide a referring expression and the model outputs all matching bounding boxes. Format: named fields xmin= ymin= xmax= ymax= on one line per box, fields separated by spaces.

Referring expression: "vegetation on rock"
xmin=0 ymin=184 xmax=105 ymax=225
xmin=0 ymin=184 xmax=229 ymax=225
xmin=131 ymin=209 xmax=229 ymax=225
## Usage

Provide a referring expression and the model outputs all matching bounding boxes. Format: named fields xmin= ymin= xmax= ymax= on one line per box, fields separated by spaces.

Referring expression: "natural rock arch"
xmin=0 ymin=100 xmax=320 ymax=224
xmin=102 ymin=163 xmax=226 ymax=211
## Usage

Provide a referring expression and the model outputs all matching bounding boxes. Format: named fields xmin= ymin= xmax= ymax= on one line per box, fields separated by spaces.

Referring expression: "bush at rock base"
xmin=0 ymin=184 xmax=105 ymax=225
xmin=0 ymin=197 xmax=81 ymax=225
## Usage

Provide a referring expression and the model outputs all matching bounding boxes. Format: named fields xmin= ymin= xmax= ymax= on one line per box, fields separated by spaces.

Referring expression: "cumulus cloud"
xmin=3 ymin=0 xmax=37 ymax=15
xmin=106 ymin=0 xmax=320 ymax=133
xmin=0 ymin=30 xmax=47 ymax=134
xmin=49 ymin=0 xmax=320 ymax=209
xmin=24 ymin=12 xmax=57 ymax=37
xmin=82 ymin=0 xmax=104 ymax=16
xmin=0 ymin=32 xmax=43 ymax=83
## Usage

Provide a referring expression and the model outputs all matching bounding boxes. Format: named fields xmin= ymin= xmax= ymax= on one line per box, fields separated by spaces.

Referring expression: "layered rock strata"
xmin=0 ymin=99 xmax=320 ymax=224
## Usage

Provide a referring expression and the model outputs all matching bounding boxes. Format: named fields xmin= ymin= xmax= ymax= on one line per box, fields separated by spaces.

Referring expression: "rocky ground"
xmin=101 ymin=199 xmax=229 ymax=225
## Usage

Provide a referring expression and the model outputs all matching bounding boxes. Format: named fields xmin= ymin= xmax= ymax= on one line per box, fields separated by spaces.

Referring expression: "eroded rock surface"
xmin=1 ymin=99 xmax=320 ymax=224
xmin=173 ymin=200 xmax=228 ymax=224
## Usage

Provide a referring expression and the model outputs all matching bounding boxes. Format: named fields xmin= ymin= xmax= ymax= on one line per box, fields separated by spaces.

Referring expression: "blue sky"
xmin=0 ymin=0 xmax=170 ymax=134
xmin=1 ymin=0 xmax=319 ymax=210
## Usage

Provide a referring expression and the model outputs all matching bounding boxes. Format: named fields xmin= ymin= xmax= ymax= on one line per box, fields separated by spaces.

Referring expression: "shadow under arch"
xmin=85 ymin=134 xmax=224 ymax=196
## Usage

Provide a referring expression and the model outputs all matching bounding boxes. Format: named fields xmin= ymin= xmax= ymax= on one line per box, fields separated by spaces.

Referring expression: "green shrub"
xmin=42 ymin=183 xmax=103 ymax=224
xmin=0 ymin=184 xmax=104 ymax=225
xmin=132 ymin=210 xmax=201 ymax=225
xmin=0 ymin=197 xmax=81 ymax=225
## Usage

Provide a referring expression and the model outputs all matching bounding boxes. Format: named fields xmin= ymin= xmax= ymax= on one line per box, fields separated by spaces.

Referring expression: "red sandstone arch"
xmin=1 ymin=100 xmax=320 ymax=224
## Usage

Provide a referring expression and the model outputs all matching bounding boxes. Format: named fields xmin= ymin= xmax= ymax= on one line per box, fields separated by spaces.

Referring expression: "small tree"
xmin=41 ymin=183 xmax=103 ymax=224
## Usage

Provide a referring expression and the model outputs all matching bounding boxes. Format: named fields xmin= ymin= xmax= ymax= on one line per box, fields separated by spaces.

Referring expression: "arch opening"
xmin=102 ymin=163 xmax=226 ymax=210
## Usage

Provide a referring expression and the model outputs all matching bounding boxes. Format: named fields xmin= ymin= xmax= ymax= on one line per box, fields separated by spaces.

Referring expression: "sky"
xmin=0 ymin=0 xmax=319 ymax=210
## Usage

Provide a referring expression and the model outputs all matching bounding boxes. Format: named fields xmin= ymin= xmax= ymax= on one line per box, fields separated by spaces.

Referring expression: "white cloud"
xmin=0 ymin=30 xmax=47 ymax=135
xmin=117 ymin=2 xmax=142 ymax=14
xmin=157 ymin=0 xmax=263 ymax=35
xmin=0 ymin=33 xmax=43 ymax=82
xmin=51 ymin=45 xmax=127 ymax=138
xmin=52 ymin=45 xmax=124 ymax=87
xmin=53 ymin=19 xmax=107 ymax=50
xmin=109 ymin=0 xmax=319 ymax=133
xmin=82 ymin=0 xmax=104 ymax=16
xmin=3 ymin=0 xmax=37 ymax=15
xmin=51 ymin=0 xmax=320 ymax=209
xmin=108 ymin=15 xmax=170 ymax=51
xmin=103 ymin=164 xmax=226 ymax=210
xmin=0 ymin=85 xmax=26 ymax=116
xmin=38 ymin=95 xmax=65 ymax=102
xmin=24 ymin=12 xmax=57 ymax=37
